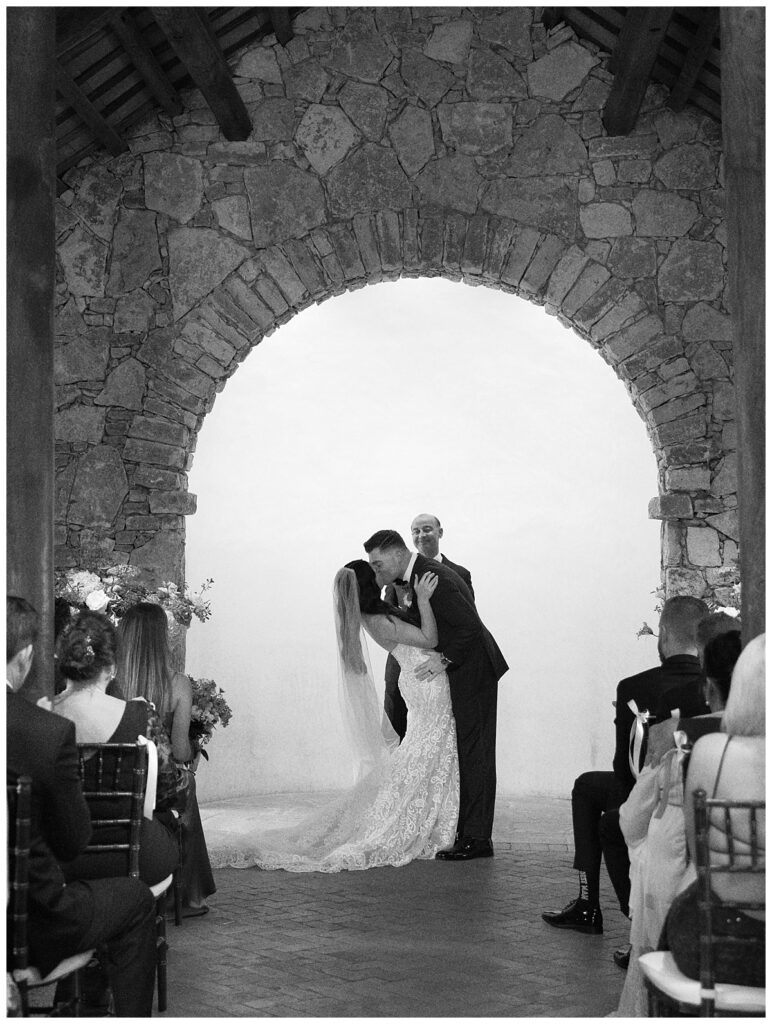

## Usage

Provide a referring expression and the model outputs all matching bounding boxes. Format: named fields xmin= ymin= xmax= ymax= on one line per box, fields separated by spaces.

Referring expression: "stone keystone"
xmin=325 ymin=144 xmax=411 ymax=220
xmin=245 ymin=164 xmax=327 ymax=248
xmin=296 ymin=105 xmax=359 ymax=176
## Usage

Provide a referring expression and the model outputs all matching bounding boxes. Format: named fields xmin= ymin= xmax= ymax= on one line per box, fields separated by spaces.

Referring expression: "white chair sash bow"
xmin=653 ymin=729 xmax=689 ymax=818
xmin=628 ymin=699 xmax=653 ymax=781
xmin=136 ymin=736 xmax=158 ymax=820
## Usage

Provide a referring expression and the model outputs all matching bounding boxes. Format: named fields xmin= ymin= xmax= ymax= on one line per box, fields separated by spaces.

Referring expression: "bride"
xmin=210 ymin=560 xmax=459 ymax=871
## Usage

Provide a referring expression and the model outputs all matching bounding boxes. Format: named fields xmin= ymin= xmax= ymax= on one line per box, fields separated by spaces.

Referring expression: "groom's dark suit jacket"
xmin=408 ymin=553 xmax=506 ymax=681
xmin=409 ymin=552 xmax=508 ymax=839
xmin=384 ymin=553 xmax=474 ymax=740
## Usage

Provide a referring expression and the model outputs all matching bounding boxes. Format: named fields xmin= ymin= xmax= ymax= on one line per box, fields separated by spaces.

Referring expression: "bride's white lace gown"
xmin=211 ymin=644 xmax=459 ymax=871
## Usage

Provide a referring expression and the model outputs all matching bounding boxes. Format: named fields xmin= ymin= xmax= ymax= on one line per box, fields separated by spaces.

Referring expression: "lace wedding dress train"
xmin=210 ymin=645 xmax=459 ymax=872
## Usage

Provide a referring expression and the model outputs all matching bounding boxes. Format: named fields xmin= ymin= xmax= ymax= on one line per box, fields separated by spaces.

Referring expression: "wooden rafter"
xmin=150 ymin=7 xmax=252 ymax=141
xmin=667 ymin=7 xmax=720 ymax=111
xmin=54 ymin=59 xmax=127 ymax=156
xmin=269 ymin=7 xmax=294 ymax=46
xmin=108 ymin=10 xmax=184 ymax=118
xmin=603 ymin=7 xmax=674 ymax=135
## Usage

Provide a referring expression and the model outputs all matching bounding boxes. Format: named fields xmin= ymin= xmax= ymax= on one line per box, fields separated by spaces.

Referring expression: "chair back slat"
xmin=6 ymin=774 xmax=32 ymax=973
xmin=692 ymin=789 xmax=766 ymax=1016
xmin=76 ymin=742 xmax=148 ymax=879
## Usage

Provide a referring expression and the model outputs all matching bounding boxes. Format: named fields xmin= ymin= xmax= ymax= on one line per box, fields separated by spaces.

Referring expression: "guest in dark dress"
xmin=117 ymin=602 xmax=216 ymax=915
xmin=46 ymin=609 xmax=186 ymax=886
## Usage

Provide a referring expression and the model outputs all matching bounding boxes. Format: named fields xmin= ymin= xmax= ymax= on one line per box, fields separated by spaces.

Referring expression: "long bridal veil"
xmin=333 ymin=566 xmax=399 ymax=782
xmin=207 ymin=567 xmax=402 ymax=870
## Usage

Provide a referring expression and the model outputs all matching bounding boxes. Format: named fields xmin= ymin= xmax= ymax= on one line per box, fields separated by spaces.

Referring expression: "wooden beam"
xmin=668 ymin=7 xmax=720 ymax=111
xmin=7 ymin=8 xmax=57 ymax=702
xmin=721 ymin=8 xmax=766 ymax=640
xmin=150 ymin=7 xmax=252 ymax=141
xmin=269 ymin=8 xmax=294 ymax=46
xmin=55 ymin=59 xmax=127 ymax=157
xmin=603 ymin=7 xmax=673 ymax=135
xmin=109 ymin=10 xmax=184 ymax=118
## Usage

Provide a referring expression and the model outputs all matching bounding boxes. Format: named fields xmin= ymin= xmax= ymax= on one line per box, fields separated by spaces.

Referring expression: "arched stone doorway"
xmin=54 ymin=6 xmax=738 ymax=609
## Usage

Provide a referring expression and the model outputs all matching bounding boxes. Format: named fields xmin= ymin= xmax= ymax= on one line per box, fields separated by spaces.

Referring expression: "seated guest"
xmin=615 ymin=628 xmax=743 ymax=1015
xmin=662 ymin=632 xmax=765 ymax=986
xmin=117 ymin=602 xmax=215 ymax=916
xmin=47 ymin=609 xmax=187 ymax=886
xmin=542 ymin=596 xmax=707 ymax=936
xmin=116 ymin=603 xmax=193 ymax=762
xmin=6 ymin=595 xmax=156 ymax=1017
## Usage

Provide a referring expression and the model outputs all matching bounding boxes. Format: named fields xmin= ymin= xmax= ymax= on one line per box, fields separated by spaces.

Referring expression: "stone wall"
xmin=54 ymin=7 xmax=738 ymax=603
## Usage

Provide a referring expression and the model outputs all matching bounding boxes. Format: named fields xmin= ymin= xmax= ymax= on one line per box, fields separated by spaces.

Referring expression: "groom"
xmin=364 ymin=530 xmax=508 ymax=860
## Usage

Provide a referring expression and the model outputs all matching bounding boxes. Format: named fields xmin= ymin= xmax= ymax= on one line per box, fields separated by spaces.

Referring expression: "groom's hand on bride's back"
xmin=415 ymin=651 xmax=447 ymax=680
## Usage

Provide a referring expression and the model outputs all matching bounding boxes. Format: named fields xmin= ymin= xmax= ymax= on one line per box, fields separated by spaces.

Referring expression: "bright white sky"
xmin=185 ymin=278 xmax=663 ymax=799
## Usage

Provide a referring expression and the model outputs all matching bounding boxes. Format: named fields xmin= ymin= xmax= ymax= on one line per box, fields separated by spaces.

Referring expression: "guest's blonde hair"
xmin=721 ymin=633 xmax=765 ymax=737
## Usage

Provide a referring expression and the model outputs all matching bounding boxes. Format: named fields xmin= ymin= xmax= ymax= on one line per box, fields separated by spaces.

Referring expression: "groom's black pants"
xmin=450 ymin=675 xmax=498 ymax=840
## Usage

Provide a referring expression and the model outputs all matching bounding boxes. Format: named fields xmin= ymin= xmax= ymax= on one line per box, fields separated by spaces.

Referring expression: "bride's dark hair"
xmin=343 ymin=560 xmax=408 ymax=621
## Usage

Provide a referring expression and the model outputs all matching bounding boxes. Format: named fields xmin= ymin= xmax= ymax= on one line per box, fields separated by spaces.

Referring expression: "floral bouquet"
xmin=188 ymin=676 xmax=233 ymax=760
xmin=55 ymin=563 xmax=213 ymax=627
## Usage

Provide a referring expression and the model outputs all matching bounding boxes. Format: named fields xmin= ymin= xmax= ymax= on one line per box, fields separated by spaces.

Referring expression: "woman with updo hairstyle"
xmin=47 ymin=609 xmax=185 ymax=886
xmin=116 ymin=601 xmax=215 ymax=916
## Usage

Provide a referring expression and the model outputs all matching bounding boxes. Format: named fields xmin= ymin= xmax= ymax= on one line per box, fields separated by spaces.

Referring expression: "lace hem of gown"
xmin=210 ymin=644 xmax=459 ymax=872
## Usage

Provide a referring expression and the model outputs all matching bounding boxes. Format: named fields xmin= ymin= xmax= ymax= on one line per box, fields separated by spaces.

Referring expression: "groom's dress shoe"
xmin=541 ymin=898 xmax=603 ymax=934
xmin=436 ymin=838 xmax=493 ymax=861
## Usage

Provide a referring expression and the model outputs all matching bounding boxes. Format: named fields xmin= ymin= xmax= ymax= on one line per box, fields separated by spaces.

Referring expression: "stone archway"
xmin=54 ymin=6 xmax=738 ymax=605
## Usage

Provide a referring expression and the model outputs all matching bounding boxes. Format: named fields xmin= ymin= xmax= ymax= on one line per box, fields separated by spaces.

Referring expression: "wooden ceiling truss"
xmin=53 ymin=7 xmax=724 ymax=193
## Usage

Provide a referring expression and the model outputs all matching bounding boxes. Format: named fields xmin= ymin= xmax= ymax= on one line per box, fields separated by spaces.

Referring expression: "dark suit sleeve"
xmin=431 ymin=577 xmax=482 ymax=668
xmin=460 ymin=568 xmax=474 ymax=602
xmin=612 ymin=680 xmax=635 ymax=788
xmin=45 ymin=717 xmax=92 ymax=862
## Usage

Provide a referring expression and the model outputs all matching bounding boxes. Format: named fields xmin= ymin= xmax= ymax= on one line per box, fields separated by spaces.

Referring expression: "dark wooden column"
xmin=721 ymin=8 xmax=765 ymax=641
xmin=7 ymin=8 xmax=57 ymax=699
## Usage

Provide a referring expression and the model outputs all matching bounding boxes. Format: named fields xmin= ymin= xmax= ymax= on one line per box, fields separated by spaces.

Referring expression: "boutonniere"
xmin=403 ymin=587 xmax=413 ymax=609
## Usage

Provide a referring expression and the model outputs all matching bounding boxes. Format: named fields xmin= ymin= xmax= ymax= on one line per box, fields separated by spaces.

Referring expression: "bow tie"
xmin=394 ymin=578 xmax=408 ymax=586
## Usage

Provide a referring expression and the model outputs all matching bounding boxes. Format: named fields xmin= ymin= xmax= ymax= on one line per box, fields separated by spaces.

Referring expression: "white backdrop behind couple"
xmin=185 ymin=280 xmax=662 ymax=804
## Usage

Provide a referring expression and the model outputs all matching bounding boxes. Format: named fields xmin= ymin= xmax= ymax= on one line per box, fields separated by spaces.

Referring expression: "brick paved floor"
xmin=159 ymin=794 xmax=630 ymax=1017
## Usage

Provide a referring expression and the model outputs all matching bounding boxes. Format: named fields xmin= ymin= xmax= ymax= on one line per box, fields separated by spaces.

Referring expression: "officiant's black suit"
xmin=384 ymin=554 xmax=474 ymax=740
xmin=408 ymin=553 xmax=507 ymax=841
